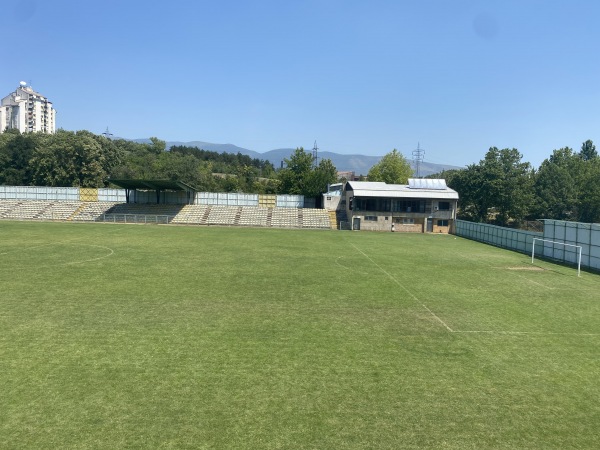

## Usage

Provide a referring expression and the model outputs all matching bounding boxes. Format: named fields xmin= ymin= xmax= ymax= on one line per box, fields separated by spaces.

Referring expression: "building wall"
xmin=350 ymin=212 xmax=436 ymax=233
xmin=323 ymin=194 xmax=340 ymax=211
xmin=342 ymin=186 xmax=457 ymax=233
xmin=355 ymin=213 xmax=394 ymax=232
xmin=0 ymin=106 xmax=7 ymax=131
xmin=432 ymin=220 xmax=451 ymax=234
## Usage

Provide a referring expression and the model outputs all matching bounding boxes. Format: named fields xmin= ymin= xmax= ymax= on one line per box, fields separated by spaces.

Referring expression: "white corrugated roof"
xmin=408 ymin=178 xmax=447 ymax=189
xmin=346 ymin=180 xmax=459 ymax=199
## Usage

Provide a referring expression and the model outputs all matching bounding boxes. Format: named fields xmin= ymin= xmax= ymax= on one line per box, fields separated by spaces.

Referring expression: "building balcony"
xmin=353 ymin=209 xmax=455 ymax=220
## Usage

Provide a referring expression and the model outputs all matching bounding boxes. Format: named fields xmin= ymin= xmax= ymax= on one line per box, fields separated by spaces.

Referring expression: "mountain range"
xmin=136 ymin=139 xmax=462 ymax=177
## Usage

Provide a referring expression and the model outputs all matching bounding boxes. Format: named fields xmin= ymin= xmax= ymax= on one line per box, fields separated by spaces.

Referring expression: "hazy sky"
xmin=3 ymin=0 xmax=599 ymax=168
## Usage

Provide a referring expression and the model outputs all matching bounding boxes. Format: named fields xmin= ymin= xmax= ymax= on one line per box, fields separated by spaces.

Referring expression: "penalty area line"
xmin=350 ymin=243 xmax=454 ymax=332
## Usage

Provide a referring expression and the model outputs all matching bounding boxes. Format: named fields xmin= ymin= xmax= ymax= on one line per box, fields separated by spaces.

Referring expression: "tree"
xmin=305 ymin=158 xmax=338 ymax=198
xmin=367 ymin=149 xmax=413 ymax=184
xmin=277 ymin=148 xmax=338 ymax=197
xmin=532 ymin=148 xmax=581 ymax=221
xmin=0 ymin=130 xmax=39 ymax=185
xmin=277 ymin=147 xmax=315 ymax=195
xmin=445 ymin=147 xmax=533 ymax=226
xmin=147 ymin=137 xmax=166 ymax=154
xmin=577 ymin=157 xmax=600 ymax=223
xmin=446 ymin=164 xmax=490 ymax=222
xmin=30 ymin=130 xmax=112 ymax=187
xmin=482 ymin=148 xmax=534 ymax=226
xmin=579 ymin=139 xmax=597 ymax=161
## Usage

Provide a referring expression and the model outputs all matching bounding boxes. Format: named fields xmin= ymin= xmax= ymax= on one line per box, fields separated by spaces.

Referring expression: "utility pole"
xmin=102 ymin=127 xmax=113 ymax=139
xmin=412 ymin=142 xmax=425 ymax=178
xmin=312 ymin=140 xmax=319 ymax=168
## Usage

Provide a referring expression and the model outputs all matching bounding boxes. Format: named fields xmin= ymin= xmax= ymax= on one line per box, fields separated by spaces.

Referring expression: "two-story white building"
xmin=1 ymin=82 xmax=56 ymax=134
xmin=340 ymin=179 xmax=459 ymax=233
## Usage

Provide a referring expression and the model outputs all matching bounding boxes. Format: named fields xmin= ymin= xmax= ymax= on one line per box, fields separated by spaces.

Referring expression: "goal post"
xmin=531 ymin=238 xmax=582 ymax=277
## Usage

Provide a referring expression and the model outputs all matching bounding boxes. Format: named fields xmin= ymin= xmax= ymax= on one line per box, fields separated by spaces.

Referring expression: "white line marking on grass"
xmin=453 ymin=330 xmax=600 ymax=336
xmin=420 ymin=304 xmax=454 ymax=332
xmin=350 ymin=241 xmax=599 ymax=337
xmin=0 ymin=242 xmax=115 ymax=267
xmin=62 ymin=244 xmax=115 ymax=265
xmin=350 ymin=243 xmax=454 ymax=332
xmin=513 ymin=273 xmax=554 ymax=289
xmin=0 ymin=241 xmax=67 ymax=256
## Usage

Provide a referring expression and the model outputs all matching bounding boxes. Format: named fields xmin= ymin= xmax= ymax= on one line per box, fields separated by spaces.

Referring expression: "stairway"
xmin=328 ymin=210 xmax=337 ymax=229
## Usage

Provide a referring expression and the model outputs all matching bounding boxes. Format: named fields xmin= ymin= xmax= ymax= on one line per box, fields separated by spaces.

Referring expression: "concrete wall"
xmin=323 ymin=194 xmax=340 ymax=211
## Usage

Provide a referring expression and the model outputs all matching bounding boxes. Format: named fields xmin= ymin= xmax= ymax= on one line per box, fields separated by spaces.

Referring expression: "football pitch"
xmin=1 ymin=221 xmax=599 ymax=449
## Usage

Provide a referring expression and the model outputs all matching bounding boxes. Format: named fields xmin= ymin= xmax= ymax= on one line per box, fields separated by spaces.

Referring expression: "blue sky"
xmin=3 ymin=0 xmax=599 ymax=168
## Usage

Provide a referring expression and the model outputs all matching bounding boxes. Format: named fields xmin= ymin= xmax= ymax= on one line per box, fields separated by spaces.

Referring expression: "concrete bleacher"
xmin=0 ymin=200 xmax=116 ymax=221
xmin=1 ymin=200 xmax=61 ymax=220
xmin=70 ymin=202 xmax=116 ymax=221
xmin=0 ymin=200 xmax=22 ymax=219
xmin=238 ymin=206 xmax=269 ymax=227
xmin=36 ymin=202 xmax=81 ymax=221
xmin=170 ymin=205 xmax=209 ymax=225
xmin=301 ymin=209 xmax=332 ymax=229
xmin=270 ymin=208 xmax=300 ymax=228
xmin=0 ymin=200 xmax=332 ymax=230
xmin=205 ymin=205 xmax=239 ymax=225
xmin=1 ymin=201 xmax=44 ymax=220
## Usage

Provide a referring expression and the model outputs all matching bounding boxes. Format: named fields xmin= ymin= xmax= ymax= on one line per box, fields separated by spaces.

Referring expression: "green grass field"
xmin=1 ymin=221 xmax=599 ymax=449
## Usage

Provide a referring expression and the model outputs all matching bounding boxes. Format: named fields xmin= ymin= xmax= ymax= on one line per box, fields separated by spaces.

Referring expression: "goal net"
xmin=531 ymin=238 xmax=582 ymax=277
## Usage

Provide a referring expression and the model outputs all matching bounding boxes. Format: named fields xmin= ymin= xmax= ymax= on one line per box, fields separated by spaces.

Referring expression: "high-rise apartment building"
xmin=0 ymin=82 xmax=56 ymax=134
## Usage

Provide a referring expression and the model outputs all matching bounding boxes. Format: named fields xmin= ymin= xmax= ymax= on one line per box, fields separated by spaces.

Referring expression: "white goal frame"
xmin=531 ymin=238 xmax=582 ymax=277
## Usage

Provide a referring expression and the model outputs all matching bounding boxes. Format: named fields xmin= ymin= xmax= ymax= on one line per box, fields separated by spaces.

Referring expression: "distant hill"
xmin=133 ymin=139 xmax=462 ymax=177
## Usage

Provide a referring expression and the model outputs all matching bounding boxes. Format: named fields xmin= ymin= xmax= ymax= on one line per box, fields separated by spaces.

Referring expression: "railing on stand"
xmin=96 ymin=214 xmax=174 ymax=224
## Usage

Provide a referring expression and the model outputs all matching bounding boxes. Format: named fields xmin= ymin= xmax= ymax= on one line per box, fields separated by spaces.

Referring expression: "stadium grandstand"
xmin=0 ymin=181 xmax=333 ymax=230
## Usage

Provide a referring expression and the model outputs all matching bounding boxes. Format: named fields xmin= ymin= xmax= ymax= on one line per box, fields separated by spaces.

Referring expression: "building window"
xmin=437 ymin=219 xmax=448 ymax=227
xmin=354 ymin=198 xmax=392 ymax=212
xmin=393 ymin=200 xmax=425 ymax=213
xmin=403 ymin=218 xmax=414 ymax=224
xmin=438 ymin=201 xmax=450 ymax=211
xmin=365 ymin=216 xmax=378 ymax=221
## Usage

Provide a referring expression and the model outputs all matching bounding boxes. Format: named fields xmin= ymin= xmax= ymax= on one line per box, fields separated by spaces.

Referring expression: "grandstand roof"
xmin=109 ymin=179 xmax=196 ymax=192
